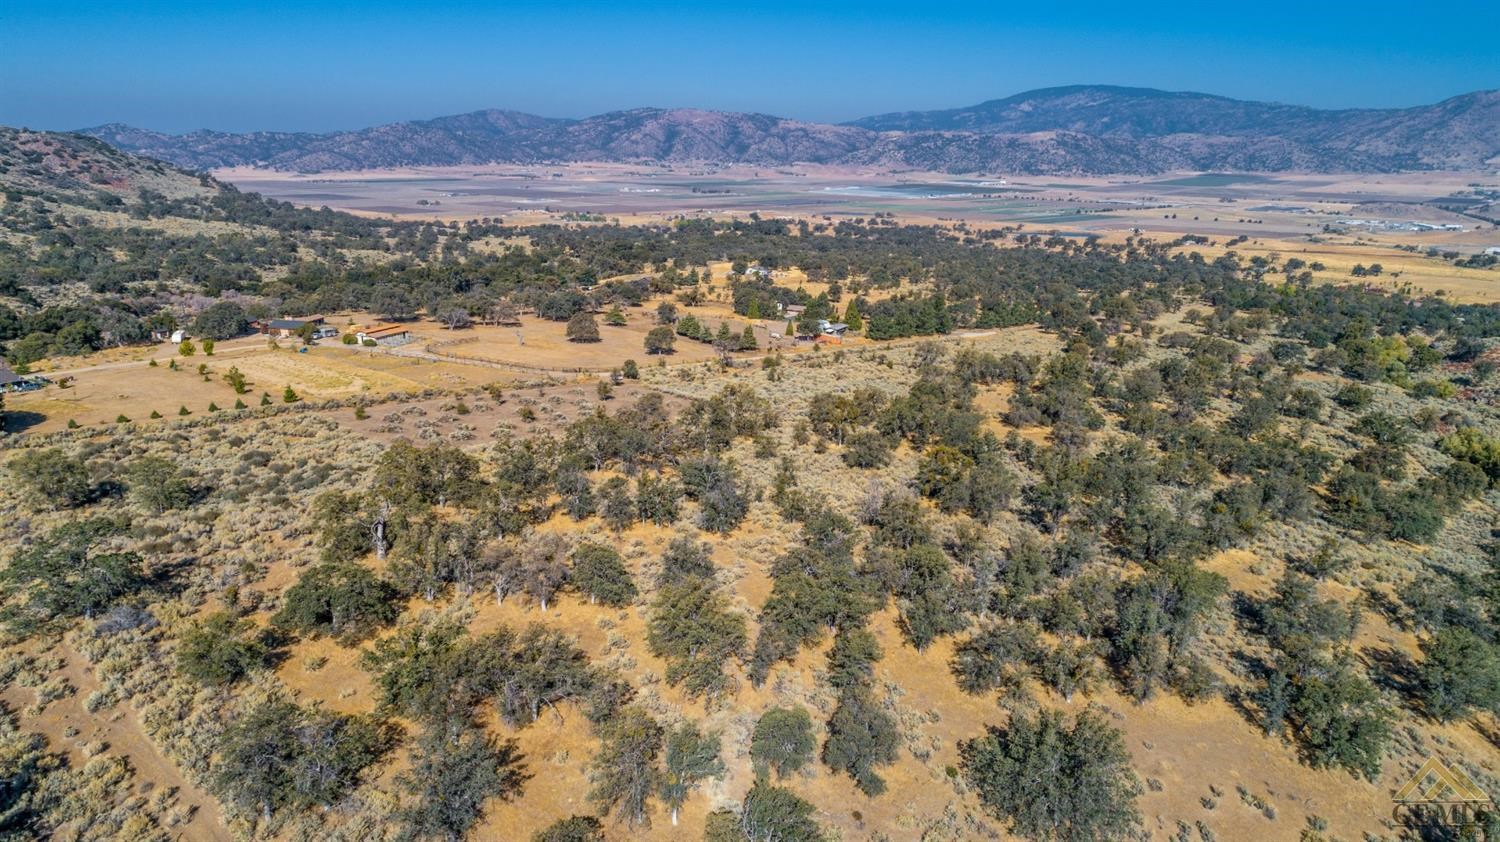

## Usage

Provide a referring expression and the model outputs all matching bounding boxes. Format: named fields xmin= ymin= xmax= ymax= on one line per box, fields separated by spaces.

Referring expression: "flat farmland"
xmin=225 ymin=163 xmax=1500 ymax=253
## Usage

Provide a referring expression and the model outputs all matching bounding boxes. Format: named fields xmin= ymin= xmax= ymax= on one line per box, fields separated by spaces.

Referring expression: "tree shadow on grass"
xmin=1365 ymin=645 xmax=1423 ymax=710
xmin=2 ymin=410 xmax=46 ymax=434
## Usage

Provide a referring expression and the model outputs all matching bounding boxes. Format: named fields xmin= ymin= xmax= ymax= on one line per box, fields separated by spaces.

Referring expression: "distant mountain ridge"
xmin=77 ymin=86 xmax=1500 ymax=175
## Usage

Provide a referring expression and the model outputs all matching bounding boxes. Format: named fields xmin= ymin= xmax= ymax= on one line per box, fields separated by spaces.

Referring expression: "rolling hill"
xmin=75 ymin=85 xmax=1500 ymax=175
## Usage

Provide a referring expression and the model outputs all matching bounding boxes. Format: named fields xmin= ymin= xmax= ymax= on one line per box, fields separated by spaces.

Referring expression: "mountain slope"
xmin=852 ymin=86 xmax=1500 ymax=171
xmin=0 ymin=126 xmax=217 ymax=200
xmin=850 ymin=85 xmax=1318 ymax=136
xmin=76 ymin=86 xmax=1500 ymax=175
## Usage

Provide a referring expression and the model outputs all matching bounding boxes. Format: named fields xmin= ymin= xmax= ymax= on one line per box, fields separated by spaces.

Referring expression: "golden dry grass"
xmin=1157 ymin=234 xmax=1500 ymax=304
xmin=5 ymin=344 xmax=517 ymax=434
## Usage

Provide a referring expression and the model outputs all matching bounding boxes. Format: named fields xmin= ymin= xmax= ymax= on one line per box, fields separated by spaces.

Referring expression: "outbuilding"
xmin=355 ymin=324 xmax=413 ymax=346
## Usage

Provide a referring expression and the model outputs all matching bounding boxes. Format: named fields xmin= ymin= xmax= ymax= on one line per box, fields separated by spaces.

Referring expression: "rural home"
xmin=355 ymin=323 xmax=413 ymax=346
xmin=0 ymin=363 xmax=43 ymax=394
xmin=253 ymin=315 xmax=327 ymax=337
xmin=1486 ymin=246 xmax=1500 ymax=256
xmin=820 ymin=320 xmax=849 ymax=338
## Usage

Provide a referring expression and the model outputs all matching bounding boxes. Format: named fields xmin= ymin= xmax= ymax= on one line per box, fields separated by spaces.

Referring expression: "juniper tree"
xmin=645 ymin=325 xmax=676 ymax=354
xmin=0 ymin=517 xmax=144 ymax=632
xmin=826 ymin=627 xmax=882 ymax=692
xmin=566 ymin=311 xmax=601 ymax=343
xmin=648 ymin=579 xmax=747 ymax=699
xmin=1417 ymin=626 xmax=1500 ymax=722
xmin=960 ymin=708 xmax=1142 ymax=842
xmin=750 ymin=707 xmax=815 ymax=779
xmin=512 ymin=532 xmax=571 ymax=611
xmin=739 ymin=781 xmax=825 ymax=842
xmin=485 ymin=624 xmax=598 ymax=727
xmin=951 ymin=622 xmax=1041 ymax=695
xmin=841 ymin=429 xmax=892 ymax=468
xmin=635 ymin=472 xmax=682 ymax=526
xmin=600 ymin=476 xmax=636 ymax=531
xmin=398 ymin=723 xmax=527 ymax=842
xmin=890 ymin=543 xmax=968 ymax=650
xmin=361 ymin=617 xmax=477 ymax=725
xmin=589 ymin=706 xmax=664 ymax=828
xmin=7 ymin=448 xmax=93 ymax=509
xmin=177 ymin=611 xmax=268 ymax=686
xmin=214 ymin=698 xmax=393 ymax=825
xmin=1278 ymin=651 xmax=1391 ymax=780
xmin=121 ymin=456 xmax=192 ymax=513
xmin=389 ymin=514 xmax=482 ymax=601
xmin=532 ymin=816 xmax=605 ymax=842
xmin=821 ymin=686 xmax=899 ymax=796
xmin=569 ymin=543 xmax=637 ymax=607
xmin=660 ymin=722 xmax=723 ymax=826
xmin=556 ymin=464 xmax=596 ymax=520
xmin=272 ymin=562 xmax=398 ymax=642
xmin=657 ymin=535 xmax=716 ymax=586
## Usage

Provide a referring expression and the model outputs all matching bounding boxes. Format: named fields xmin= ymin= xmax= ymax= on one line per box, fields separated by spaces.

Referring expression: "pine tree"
xmin=844 ymin=299 xmax=863 ymax=331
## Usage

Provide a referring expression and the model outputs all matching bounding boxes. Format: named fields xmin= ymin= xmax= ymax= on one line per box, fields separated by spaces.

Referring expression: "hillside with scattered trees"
xmin=3 ymin=133 xmax=1500 ymax=841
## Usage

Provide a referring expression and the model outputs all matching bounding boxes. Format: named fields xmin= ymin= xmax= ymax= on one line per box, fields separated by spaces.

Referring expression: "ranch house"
xmin=254 ymin=315 xmax=327 ymax=337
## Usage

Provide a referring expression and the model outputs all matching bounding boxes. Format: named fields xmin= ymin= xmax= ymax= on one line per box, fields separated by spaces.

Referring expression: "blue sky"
xmin=2 ymin=0 xmax=1497 ymax=133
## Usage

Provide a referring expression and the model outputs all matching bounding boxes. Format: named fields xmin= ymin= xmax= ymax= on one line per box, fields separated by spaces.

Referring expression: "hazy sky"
xmin=3 ymin=0 xmax=1498 ymax=133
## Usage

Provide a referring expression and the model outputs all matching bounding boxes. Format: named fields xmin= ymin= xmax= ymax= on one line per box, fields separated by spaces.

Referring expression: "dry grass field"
xmin=5 ymin=343 xmax=518 ymax=434
xmin=1121 ymin=231 xmax=1500 ymax=304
